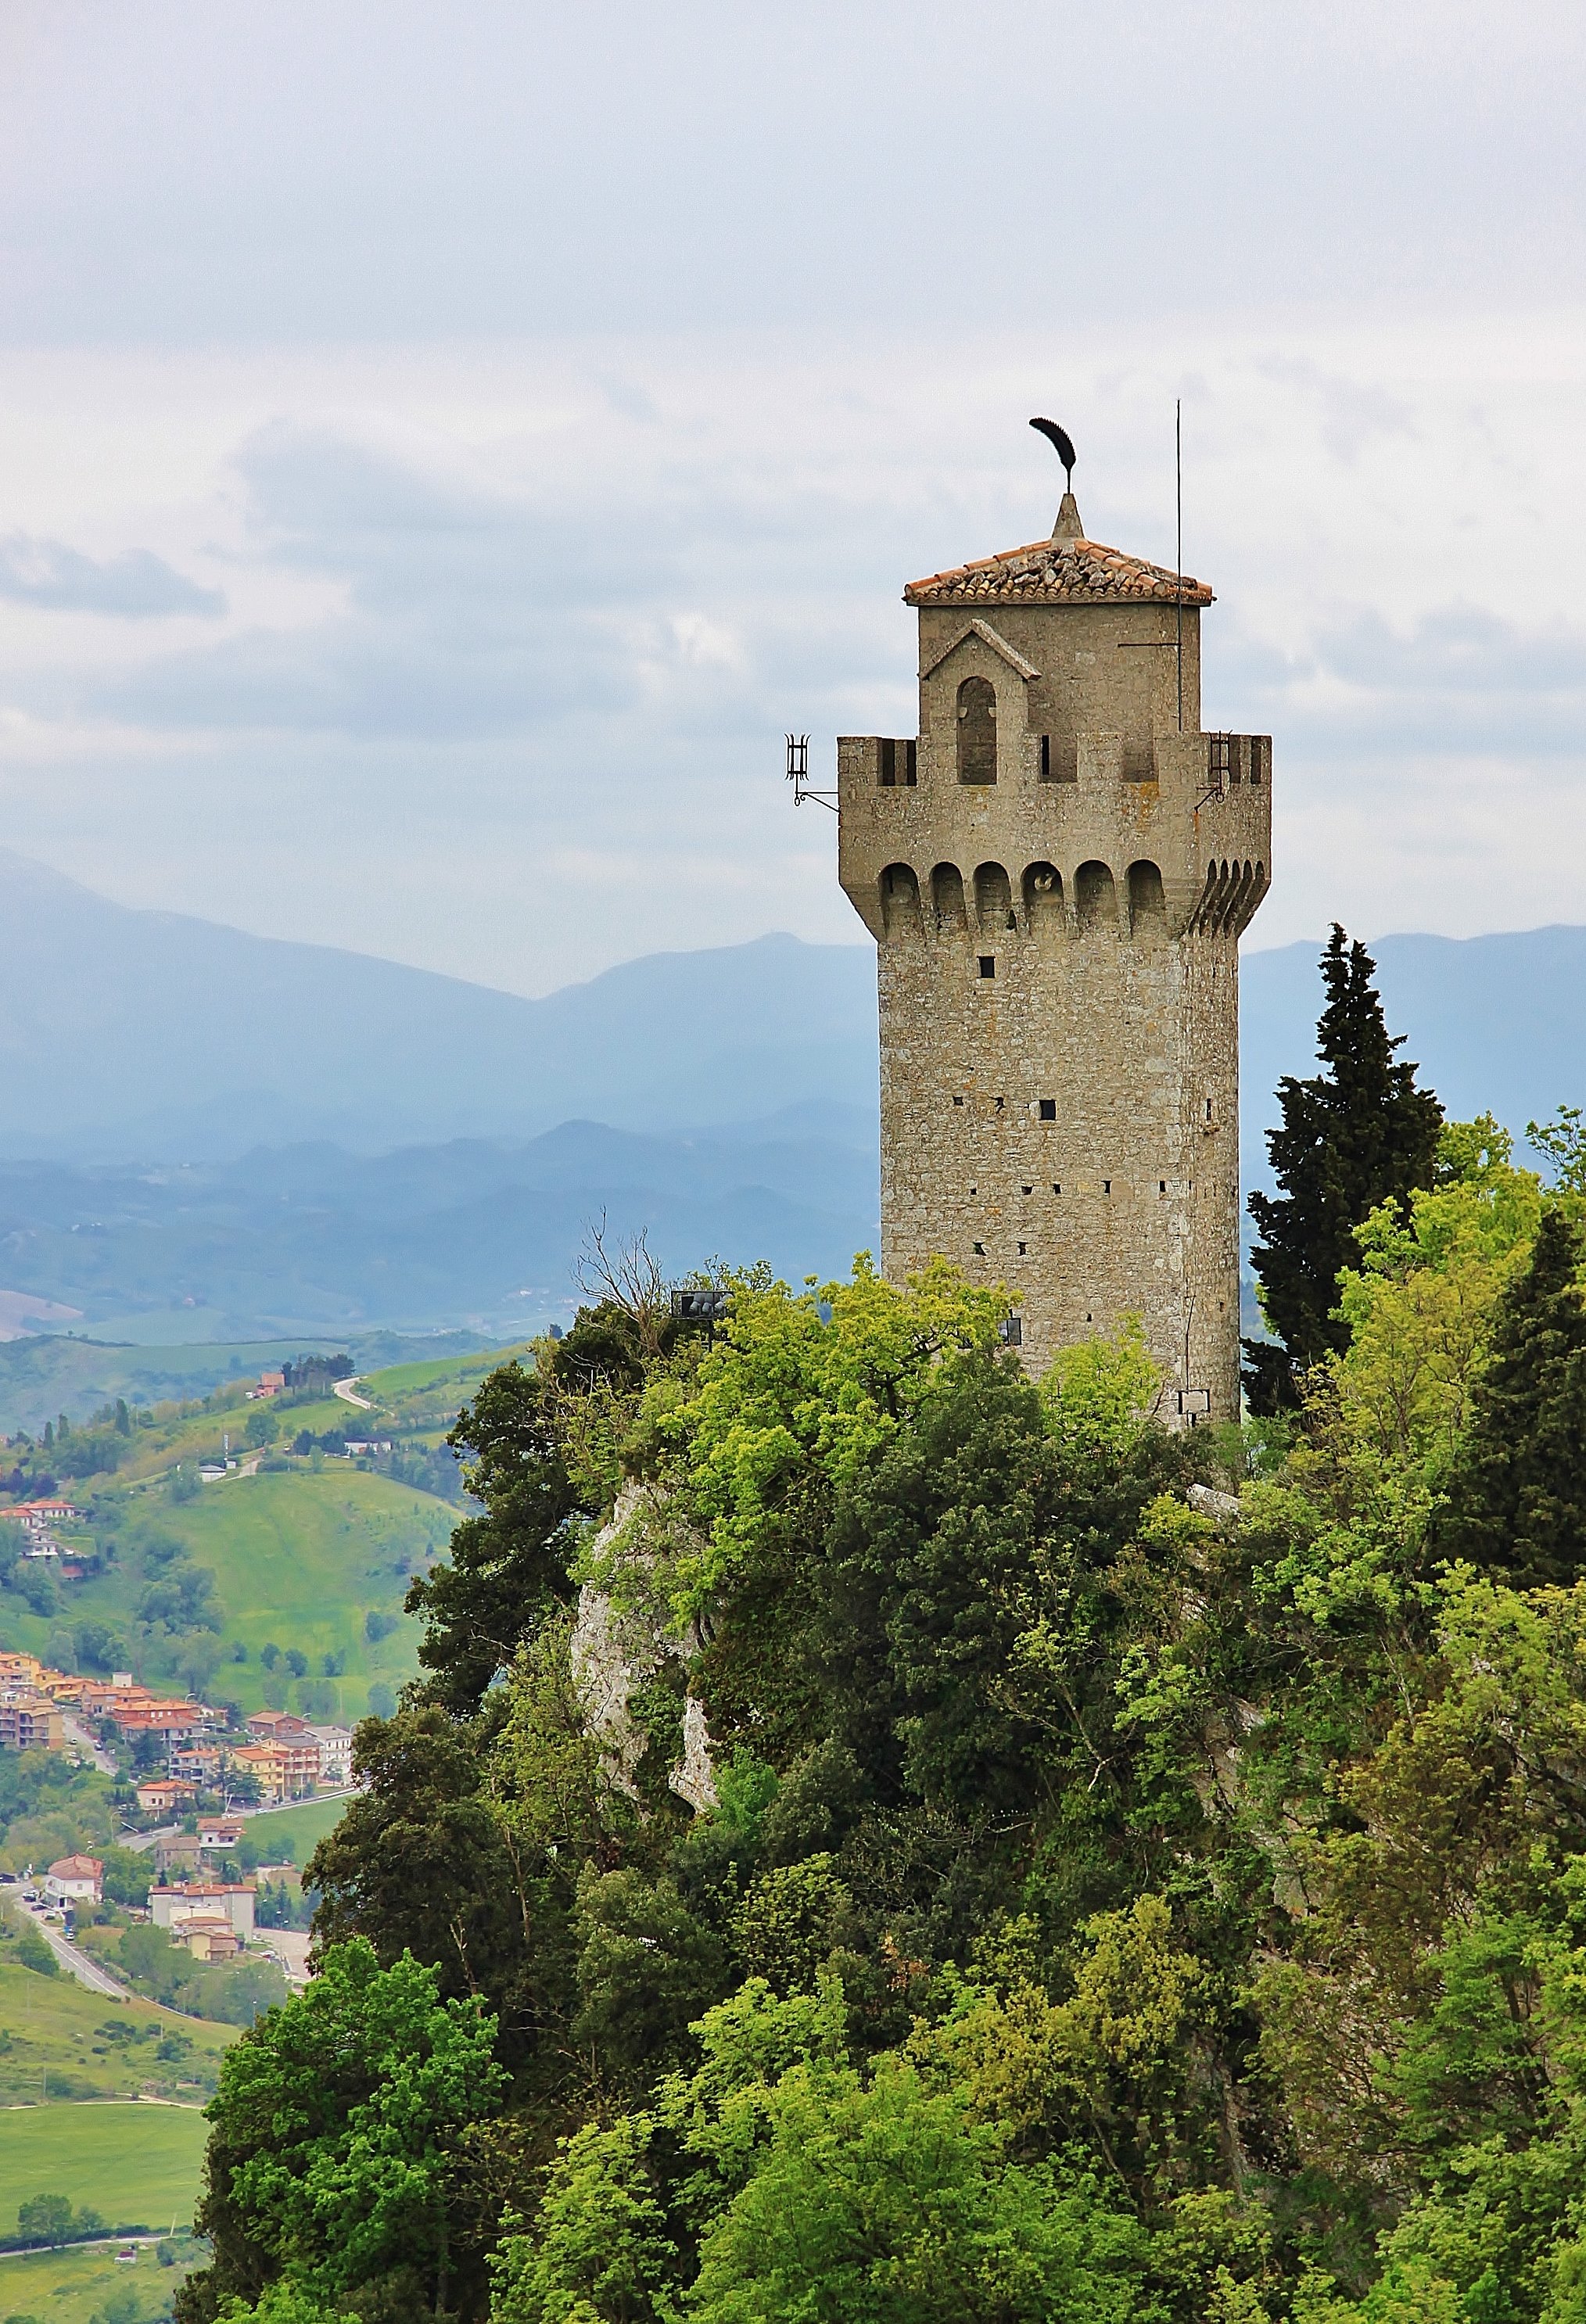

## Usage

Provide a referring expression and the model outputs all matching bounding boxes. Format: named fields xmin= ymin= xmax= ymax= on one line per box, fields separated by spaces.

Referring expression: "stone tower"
xmin=837 ymin=481 xmax=1270 ymax=1424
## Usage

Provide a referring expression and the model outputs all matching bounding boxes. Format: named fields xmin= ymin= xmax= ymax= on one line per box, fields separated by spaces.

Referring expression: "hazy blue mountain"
xmin=0 ymin=1109 xmax=883 ymax=1345
xmin=5 ymin=847 xmax=1579 ymax=1177
xmin=0 ymin=848 xmax=1581 ymax=1353
xmin=0 ymin=849 xmax=878 ymax=1159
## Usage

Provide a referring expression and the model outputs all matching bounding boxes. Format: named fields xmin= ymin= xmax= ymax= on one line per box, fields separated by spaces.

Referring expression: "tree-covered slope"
xmin=158 ymin=1112 xmax=1586 ymax=2324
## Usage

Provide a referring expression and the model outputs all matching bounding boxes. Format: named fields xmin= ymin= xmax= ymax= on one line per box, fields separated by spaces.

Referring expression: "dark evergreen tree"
xmin=1438 ymin=1205 xmax=1586 ymax=1585
xmin=1244 ymin=924 xmax=1443 ymax=1411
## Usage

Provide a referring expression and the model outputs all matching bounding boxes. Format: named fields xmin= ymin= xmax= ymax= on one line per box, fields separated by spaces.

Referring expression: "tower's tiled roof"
xmin=905 ymin=533 xmax=1213 ymax=609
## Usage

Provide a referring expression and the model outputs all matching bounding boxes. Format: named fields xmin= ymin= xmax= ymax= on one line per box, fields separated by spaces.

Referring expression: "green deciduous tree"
xmin=1247 ymin=926 xmax=1443 ymax=1411
xmin=17 ymin=2194 xmax=75 ymax=2247
xmin=181 ymin=1938 xmax=503 ymax=2324
xmin=14 ymin=1924 xmax=58 ymax=1978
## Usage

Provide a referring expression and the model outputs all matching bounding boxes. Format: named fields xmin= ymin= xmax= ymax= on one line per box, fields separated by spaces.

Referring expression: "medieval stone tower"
xmin=836 ymin=473 xmax=1270 ymax=1424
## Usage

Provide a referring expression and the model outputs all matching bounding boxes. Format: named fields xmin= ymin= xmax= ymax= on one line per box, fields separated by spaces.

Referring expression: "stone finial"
xmin=1053 ymin=492 xmax=1084 ymax=542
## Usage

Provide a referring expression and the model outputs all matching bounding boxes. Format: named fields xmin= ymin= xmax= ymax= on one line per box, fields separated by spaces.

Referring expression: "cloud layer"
xmin=0 ymin=6 xmax=1583 ymax=992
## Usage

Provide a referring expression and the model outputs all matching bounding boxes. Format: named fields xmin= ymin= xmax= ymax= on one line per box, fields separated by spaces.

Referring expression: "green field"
xmin=0 ymin=2237 xmax=199 ymax=2324
xmin=0 ymin=2103 xmax=209 ymax=2234
xmin=0 ymin=1960 xmax=235 ymax=2108
xmin=146 ymin=1470 xmax=448 ymax=1716
xmin=0 ymin=1466 xmax=453 ymax=1720
xmin=242 ymin=1797 xmax=347 ymax=1867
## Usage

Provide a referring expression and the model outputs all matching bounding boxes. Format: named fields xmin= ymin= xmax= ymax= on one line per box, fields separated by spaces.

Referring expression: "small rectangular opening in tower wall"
xmin=1039 ymin=1098 xmax=1056 ymax=1121
xmin=877 ymin=737 xmax=919 ymax=787
xmin=1017 ymin=1241 xmax=1027 ymax=1255
xmin=953 ymin=1096 xmax=964 ymax=1108
xmin=978 ymin=956 xmax=996 ymax=978
xmin=973 ymin=1242 xmax=985 ymax=1256
xmin=1103 ymin=1180 xmax=1111 ymax=1194
xmin=1040 ymin=732 xmax=1078 ymax=782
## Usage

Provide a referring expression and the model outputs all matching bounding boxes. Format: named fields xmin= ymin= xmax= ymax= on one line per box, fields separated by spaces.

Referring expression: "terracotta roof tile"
xmin=905 ymin=533 xmax=1213 ymax=609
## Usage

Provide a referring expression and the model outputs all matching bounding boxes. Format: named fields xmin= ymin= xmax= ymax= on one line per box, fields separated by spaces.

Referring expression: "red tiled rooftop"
xmin=905 ymin=531 xmax=1213 ymax=609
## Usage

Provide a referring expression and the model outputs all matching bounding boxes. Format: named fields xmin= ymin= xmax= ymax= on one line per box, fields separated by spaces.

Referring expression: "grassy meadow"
xmin=0 ymin=1341 xmax=540 ymax=1720
xmin=241 ymin=1796 xmax=347 ymax=1867
xmin=0 ymin=1466 xmax=454 ymax=1722
xmin=0 ymin=2103 xmax=209 ymax=2234
xmin=0 ymin=2236 xmax=197 ymax=2324
xmin=0 ymin=1961 xmax=235 ymax=2108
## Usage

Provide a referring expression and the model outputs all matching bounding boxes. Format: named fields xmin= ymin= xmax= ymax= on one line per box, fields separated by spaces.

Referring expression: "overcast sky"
xmin=2 ymin=2 xmax=1584 ymax=993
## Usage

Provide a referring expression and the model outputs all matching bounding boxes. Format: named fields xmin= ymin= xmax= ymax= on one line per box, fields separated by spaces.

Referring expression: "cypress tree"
xmin=1438 ymin=1206 xmax=1586 ymax=1586
xmin=1244 ymin=924 xmax=1443 ymax=1411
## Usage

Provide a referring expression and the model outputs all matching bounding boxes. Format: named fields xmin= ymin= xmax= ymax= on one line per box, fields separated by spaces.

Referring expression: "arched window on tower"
xmin=956 ymin=676 xmax=997 ymax=784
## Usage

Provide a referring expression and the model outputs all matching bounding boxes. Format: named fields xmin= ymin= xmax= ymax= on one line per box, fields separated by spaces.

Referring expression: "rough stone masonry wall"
xmin=875 ymin=898 xmax=1243 ymax=1420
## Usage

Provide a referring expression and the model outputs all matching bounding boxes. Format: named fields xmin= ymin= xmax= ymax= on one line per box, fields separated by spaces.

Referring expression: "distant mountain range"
xmin=0 ymin=849 xmax=877 ymax=1157
xmin=0 ymin=850 xmax=1579 ymax=1347
xmin=0 ymin=1108 xmax=881 ymax=1346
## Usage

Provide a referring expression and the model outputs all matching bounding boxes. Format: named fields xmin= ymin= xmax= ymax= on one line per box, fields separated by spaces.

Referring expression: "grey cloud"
xmin=1251 ymin=358 xmax=1417 ymax=464
xmin=78 ymin=418 xmax=911 ymax=743
xmin=0 ymin=533 xmax=225 ymax=619
xmin=230 ymin=423 xmax=681 ymax=614
xmin=93 ymin=611 xmax=645 ymax=742
xmin=1319 ymin=604 xmax=1586 ymax=696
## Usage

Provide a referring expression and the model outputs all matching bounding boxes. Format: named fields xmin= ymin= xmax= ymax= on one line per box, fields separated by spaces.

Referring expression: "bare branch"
xmin=574 ymin=1213 xmax=670 ymax=1357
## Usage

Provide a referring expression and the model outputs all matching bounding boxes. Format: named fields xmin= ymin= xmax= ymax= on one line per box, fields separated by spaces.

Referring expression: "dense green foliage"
xmin=1247 ymin=926 xmax=1444 ymax=1411
xmin=175 ymin=1142 xmax=1586 ymax=2324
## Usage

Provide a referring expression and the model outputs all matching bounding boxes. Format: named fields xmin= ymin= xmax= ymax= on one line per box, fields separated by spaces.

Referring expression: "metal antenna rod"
xmin=1175 ymin=397 xmax=1183 ymax=733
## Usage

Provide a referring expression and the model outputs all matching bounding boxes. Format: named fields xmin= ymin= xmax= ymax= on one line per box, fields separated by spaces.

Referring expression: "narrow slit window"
xmin=957 ymin=676 xmax=997 ymax=784
xmin=1039 ymin=1098 xmax=1057 ymax=1121
xmin=978 ymin=956 xmax=996 ymax=978
xmin=1039 ymin=733 xmax=1050 ymax=779
xmin=1017 ymin=1241 xmax=1027 ymax=1256
xmin=972 ymin=1241 xmax=985 ymax=1256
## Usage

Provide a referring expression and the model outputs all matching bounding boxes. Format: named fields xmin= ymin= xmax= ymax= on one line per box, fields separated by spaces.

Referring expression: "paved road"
xmin=63 ymin=1715 xmax=117 ymax=1775
xmin=333 ymin=1376 xmax=374 ymax=1411
xmin=16 ymin=1900 xmax=128 ymax=1999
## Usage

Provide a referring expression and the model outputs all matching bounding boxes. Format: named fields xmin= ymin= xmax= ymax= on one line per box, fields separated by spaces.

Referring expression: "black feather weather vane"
xmin=1028 ymin=416 xmax=1077 ymax=487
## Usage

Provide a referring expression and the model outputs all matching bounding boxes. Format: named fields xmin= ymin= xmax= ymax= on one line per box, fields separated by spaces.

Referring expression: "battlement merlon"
xmin=836 ymin=728 xmax=1272 ymax=942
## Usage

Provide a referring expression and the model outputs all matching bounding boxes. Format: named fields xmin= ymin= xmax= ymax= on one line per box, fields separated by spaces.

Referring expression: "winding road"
xmin=15 ymin=1899 xmax=128 ymax=1998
